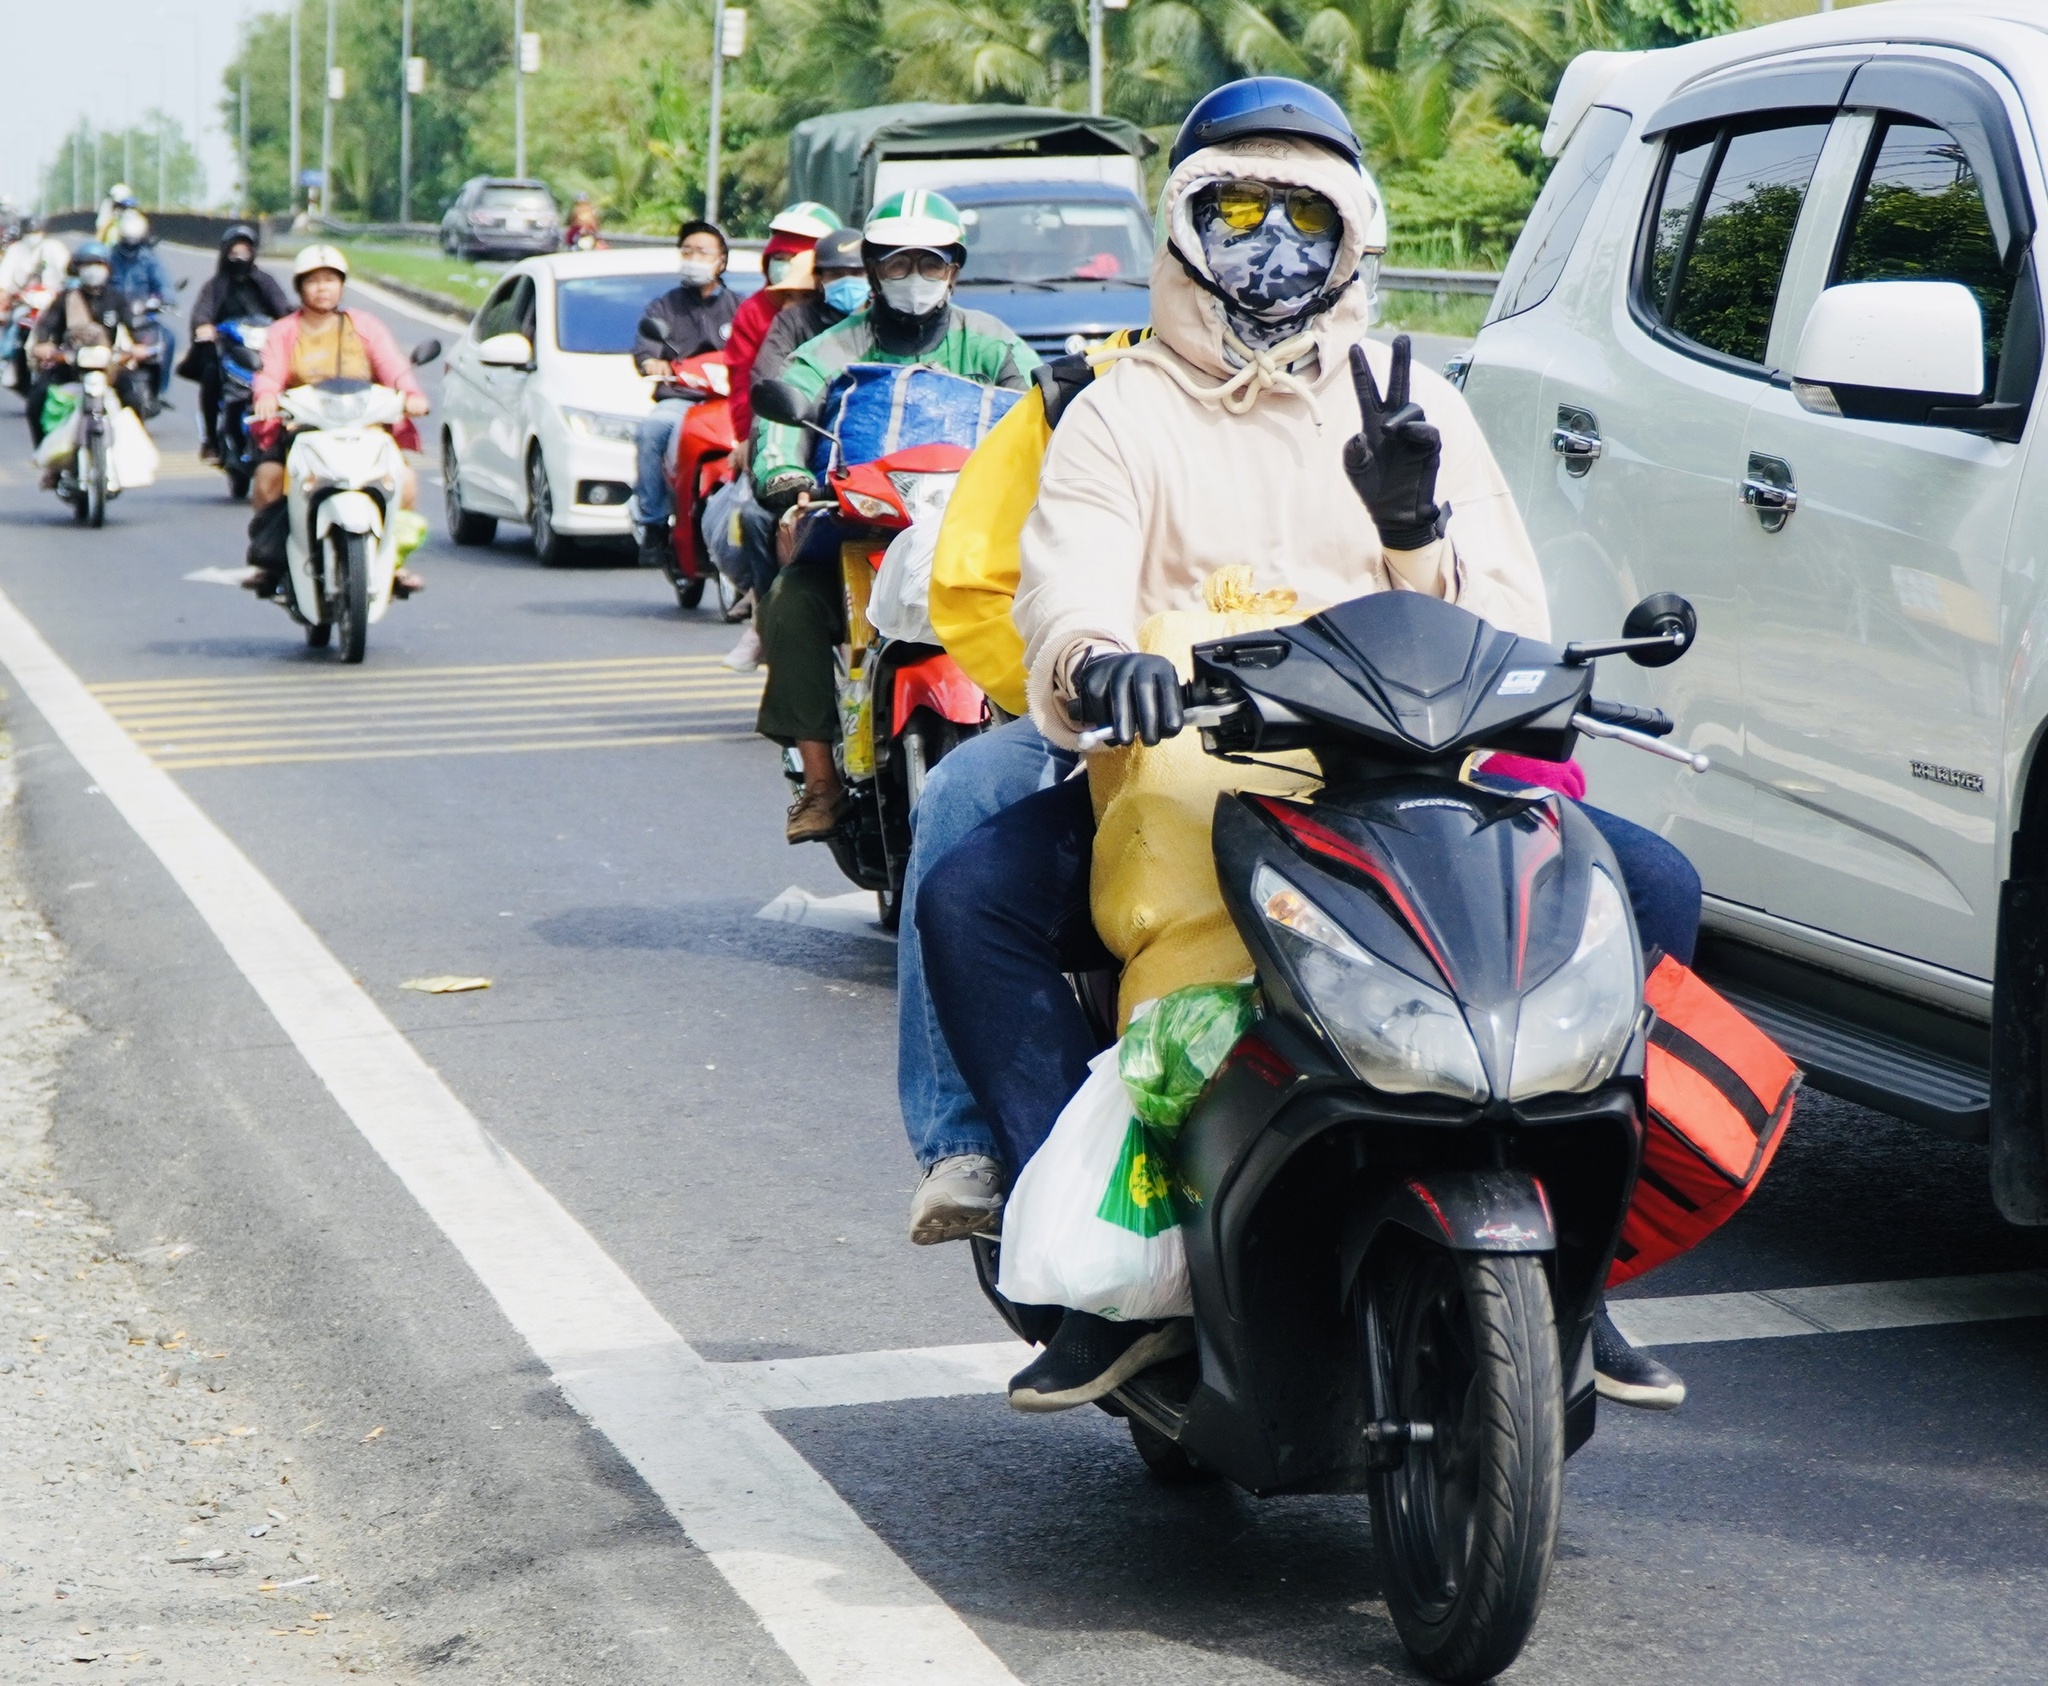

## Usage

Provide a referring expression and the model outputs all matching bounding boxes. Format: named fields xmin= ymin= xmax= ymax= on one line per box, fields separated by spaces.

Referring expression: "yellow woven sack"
xmin=1089 ymin=568 xmax=1321 ymax=1027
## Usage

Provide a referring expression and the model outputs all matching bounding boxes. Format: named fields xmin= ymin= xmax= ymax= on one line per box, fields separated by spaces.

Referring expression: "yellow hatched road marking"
xmin=93 ymin=656 xmax=767 ymax=769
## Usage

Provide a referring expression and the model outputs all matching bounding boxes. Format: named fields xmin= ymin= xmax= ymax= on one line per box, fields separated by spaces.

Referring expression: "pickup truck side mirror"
xmin=751 ymin=377 xmax=821 ymax=428
xmin=410 ymin=337 xmax=443 ymax=366
xmin=476 ymin=331 xmax=533 ymax=369
xmin=1792 ymin=281 xmax=1987 ymax=429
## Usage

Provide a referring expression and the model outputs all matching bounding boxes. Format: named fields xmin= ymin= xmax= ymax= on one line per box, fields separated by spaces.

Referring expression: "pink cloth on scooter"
xmin=1477 ymin=753 xmax=1585 ymax=800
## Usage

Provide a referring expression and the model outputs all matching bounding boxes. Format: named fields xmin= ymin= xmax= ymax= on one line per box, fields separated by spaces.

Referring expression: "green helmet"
xmin=768 ymin=200 xmax=841 ymax=239
xmin=863 ymin=189 xmax=965 ymax=253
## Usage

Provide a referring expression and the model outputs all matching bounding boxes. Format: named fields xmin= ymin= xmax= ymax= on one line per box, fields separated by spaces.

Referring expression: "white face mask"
xmin=879 ymin=274 xmax=950 ymax=317
xmin=676 ymin=257 xmax=719 ymax=288
xmin=77 ymin=264 xmax=110 ymax=290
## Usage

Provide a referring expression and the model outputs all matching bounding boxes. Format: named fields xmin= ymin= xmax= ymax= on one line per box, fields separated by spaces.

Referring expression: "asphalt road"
xmin=0 ymin=243 xmax=2045 ymax=1684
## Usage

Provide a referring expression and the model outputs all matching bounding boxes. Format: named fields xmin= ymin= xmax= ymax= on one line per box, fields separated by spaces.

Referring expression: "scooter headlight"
xmin=1255 ymin=863 xmax=1487 ymax=1102
xmin=1507 ymin=867 xmax=1640 ymax=1101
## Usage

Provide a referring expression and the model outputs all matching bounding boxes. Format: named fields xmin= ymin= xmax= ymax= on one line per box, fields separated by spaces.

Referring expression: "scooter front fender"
xmin=314 ymin=488 xmax=384 ymax=539
xmin=1337 ymin=1168 xmax=1554 ymax=1295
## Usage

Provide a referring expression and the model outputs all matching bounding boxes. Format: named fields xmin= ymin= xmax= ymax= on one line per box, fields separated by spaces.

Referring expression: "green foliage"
xmin=215 ymin=0 xmax=1751 ymax=248
xmin=41 ymin=115 xmax=205 ymax=211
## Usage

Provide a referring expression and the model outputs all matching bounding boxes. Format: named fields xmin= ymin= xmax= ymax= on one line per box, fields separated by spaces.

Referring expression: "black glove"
xmin=1075 ymin=652 xmax=1184 ymax=747
xmin=1343 ymin=336 xmax=1447 ymax=551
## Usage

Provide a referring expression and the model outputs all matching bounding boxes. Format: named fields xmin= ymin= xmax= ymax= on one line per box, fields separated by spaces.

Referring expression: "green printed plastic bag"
xmin=1118 ymin=982 xmax=1259 ymax=1136
xmin=1096 ymin=1118 xmax=1180 ymax=1237
xmin=40 ymin=384 xmax=78 ymax=435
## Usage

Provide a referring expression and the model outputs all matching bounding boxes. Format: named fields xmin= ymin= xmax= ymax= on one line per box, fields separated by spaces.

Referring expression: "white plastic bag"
xmin=32 ymin=409 xmax=78 ymax=468
xmin=997 ymin=1047 xmax=1191 ymax=1321
xmin=867 ymin=517 xmax=940 ymax=645
xmin=108 ymin=406 xmax=159 ymax=490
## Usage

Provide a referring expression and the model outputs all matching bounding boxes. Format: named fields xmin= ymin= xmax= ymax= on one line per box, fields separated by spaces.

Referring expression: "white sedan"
xmin=437 ymin=247 xmax=758 ymax=564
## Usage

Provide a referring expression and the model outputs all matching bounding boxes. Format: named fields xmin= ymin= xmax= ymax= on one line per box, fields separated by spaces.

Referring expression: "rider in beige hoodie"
xmin=1013 ymin=129 xmax=1548 ymax=749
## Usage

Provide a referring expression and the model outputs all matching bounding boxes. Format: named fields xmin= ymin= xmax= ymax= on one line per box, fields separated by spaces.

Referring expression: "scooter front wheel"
xmin=332 ymin=530 xmax=370 ymax=663
xmin=1365 ymin=1241 xmax=1561 ymax=1683
xmin=80 ymin=432 xmax=107 ymax=529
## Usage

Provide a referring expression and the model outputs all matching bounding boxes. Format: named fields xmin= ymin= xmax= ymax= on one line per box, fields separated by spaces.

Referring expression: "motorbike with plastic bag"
xmin=34 ymin=342 xmax=158 ymax=527
xmin=755 ymin=370 xmax=999 ymax=927
xmin=971 ymin=587 xmax=1708 ymax=1684
xmin=1 ymin=281 xmax=53 ymax=395
xmin=211 ymin=317 xmax=269 ymax=500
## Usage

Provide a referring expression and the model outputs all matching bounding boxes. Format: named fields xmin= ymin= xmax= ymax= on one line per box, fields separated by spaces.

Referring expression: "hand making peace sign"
xmin=1342 ymin=334 xmax=1448 ymax=553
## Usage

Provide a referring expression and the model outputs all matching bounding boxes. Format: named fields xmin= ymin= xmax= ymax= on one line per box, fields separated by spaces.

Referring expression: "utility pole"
xmin=320 ymin=0 xmax=337 ymax=217
xmin=157 ymin=112 xmax=168 ymax=207
xmin=92 ymin=127 xmax=103 ymax=207
xmin=1090 ymin=0 xmax=1126 ymax=118
xmin=124 ymin=127 xmax=134 ymax=194
xmin=400 ymin=0 xmax=416 ymax=224
xmin=706 ymin=4 xmax=745 ymax=224
xmin=513 ymin=0 xmax=526 ymax=178
xmin=70 ymin=129 xmax=80 ymax=212
xmin=289 ymin=0 xmax=302 ymax=216
xmin=240 ymin=66 xmax=251 ymax=217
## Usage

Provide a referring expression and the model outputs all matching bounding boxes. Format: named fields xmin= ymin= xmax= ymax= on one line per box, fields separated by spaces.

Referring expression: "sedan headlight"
xmin=1508 ymin=867 xmax=1640 ymax=1100
xmin=1255 ymin=863 xmax=1487 ymax=1102
xmin=561 ymin=407 xmax=642 ymax=444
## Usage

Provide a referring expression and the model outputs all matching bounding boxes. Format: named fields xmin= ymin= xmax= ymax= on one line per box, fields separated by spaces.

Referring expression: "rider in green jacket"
xmin=751 ymin=190 xmax=1037 ymax=843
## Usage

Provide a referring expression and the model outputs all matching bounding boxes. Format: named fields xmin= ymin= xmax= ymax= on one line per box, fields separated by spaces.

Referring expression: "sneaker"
xmin=240 ymin=566 xmax=283 ymax=595
xmin=1593 ymin=1306 xmax=1686 ymax=1410
xmin=720 ymin=625 xmax=763 ymax=672
xmin=199 ymin=439 xmax=220 ymax=464
xmin=1008 ymin=1311 xmax=1194 ymax=1413
xmin=785 ymin=785 xmax=848 ymax=844
xmin=908 ymin=1154 xmax=1005 ymax=1245
xmin=637 ymin=522 xmax=672 ymax=569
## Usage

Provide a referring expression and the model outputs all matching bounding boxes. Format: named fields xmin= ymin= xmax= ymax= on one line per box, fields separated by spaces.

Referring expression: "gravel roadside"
xmin=0 ymin=746 xmax=413 ymax=1683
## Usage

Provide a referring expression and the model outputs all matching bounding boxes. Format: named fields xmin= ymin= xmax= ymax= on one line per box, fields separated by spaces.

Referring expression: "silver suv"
xmin=1460 ymin=1 xmax=2048 ymax=1223
xmin=441 ymin=177 xmax=561 ymax=262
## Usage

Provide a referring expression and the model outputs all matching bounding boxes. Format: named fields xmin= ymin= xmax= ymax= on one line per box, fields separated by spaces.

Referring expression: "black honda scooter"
xmin=971 ymin=587 xmax=1704 ymax=1684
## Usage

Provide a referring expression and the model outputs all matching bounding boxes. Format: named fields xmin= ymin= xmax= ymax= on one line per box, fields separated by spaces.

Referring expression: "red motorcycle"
xmin=660 ymin=351 xmax=744 ymax=617
xmin=790 ymin=438 xmax=990 ymax=926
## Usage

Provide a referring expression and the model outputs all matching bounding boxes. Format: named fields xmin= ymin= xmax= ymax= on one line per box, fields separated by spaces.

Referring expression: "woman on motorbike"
xmin=183 ymin=223 xmax=290 ymax=463
xmin=915 ymin=79 xmax=1700 ymax=1413
xmin=750 ymin=191 xmax=1037 ymax=843
xmin=242 ymin=245 xmax=430 ymax=598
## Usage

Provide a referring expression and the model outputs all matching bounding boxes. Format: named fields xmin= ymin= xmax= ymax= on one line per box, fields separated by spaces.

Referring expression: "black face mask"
xmin=226 ymin=257 xmax=254 ymax=279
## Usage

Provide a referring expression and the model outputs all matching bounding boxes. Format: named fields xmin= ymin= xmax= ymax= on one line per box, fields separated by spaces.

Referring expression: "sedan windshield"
xmin=957 ymin=200 xmax=1152 ymax=284
xmin=556 ymin=275 xmax=677 ymax=354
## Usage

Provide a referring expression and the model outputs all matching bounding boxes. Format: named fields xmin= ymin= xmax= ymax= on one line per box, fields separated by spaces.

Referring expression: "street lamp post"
xmin=240 ymin=66 xmax=251 ymax=218
xmin=513 ymin=0 xmax=526 ymax=178
xmin=1089 ymin=0 xmax=1126 ymax=119
xmin=706 ymin=4 xmax=746 ymax=225
xmin=400 ymin=0 xmax=416 ymax=225
xmin=321 ymin=0 xmax=338 ymax=218
xmin=289 ymin=0 xmax=302 ymax=216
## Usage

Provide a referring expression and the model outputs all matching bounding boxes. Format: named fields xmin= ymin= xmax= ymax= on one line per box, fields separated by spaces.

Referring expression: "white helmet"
xmin=116 ymin=209 xmax=150 ymax=246
xmin=292 ymin=243 xmax=350 ymax=285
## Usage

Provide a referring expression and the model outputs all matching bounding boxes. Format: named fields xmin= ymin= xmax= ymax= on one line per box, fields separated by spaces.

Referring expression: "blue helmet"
xmin=1171 ymin=77 xmax=1362 ymax=171
xmin=68 ymin=240 xmax=112 ymax=273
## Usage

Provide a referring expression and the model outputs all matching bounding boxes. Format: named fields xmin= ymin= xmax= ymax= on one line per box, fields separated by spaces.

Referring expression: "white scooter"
xmin=274 ymin=342 xmax=437 ymax=662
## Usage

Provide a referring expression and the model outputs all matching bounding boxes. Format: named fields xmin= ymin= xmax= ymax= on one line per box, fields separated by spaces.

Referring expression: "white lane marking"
xmin=722 ymin=1270 xmax=2048 ymax=1414
xmin=0 ymin=586 xmax=1017 ymax=1686
xmin=758 ymin=885 xmax=896 ymax=944
xmin=722 ymin=1341 xmax=1025 ymax=1413
xmin=183 ymin=567 xmax=252 ymax=587
xmin=1610 ymin=1268 xmax=2048 ymax=1348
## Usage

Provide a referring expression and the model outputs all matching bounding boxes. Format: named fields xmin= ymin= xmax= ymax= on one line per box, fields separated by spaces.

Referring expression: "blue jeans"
xmin=632 ymin=399 xmax=690 ymax=526
xmin=898 ymin=716 xmax=1074 ymax=1167
xmin=918 ymin=779 xmax=1703 ymax=1177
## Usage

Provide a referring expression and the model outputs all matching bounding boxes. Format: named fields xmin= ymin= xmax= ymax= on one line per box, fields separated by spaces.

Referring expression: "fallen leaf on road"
xmin=227 ymin=1426 xmax=255 ymax=1437
xmin=187 ymin=1437 xmax=223 ymax=1447
xmin=400 ymin=976 xmax=491 ymax=994
xmin=312 ymin=1612 xmax=332 ymax=1621
xmin=361 ymin=1425 xmax=385 ymax=1442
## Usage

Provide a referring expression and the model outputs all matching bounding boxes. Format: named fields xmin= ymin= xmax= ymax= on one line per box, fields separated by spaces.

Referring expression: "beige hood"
xmin=1148 ymin=135 xmax=1384 ymax=387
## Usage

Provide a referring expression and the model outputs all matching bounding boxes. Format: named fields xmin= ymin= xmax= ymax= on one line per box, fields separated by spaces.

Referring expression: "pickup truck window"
xmin=1640 ymin=119 xmax=1831 ymax=367
xmin=1837 ymin=119 xmax=2016 ymax=386
xmin=1488 ymin=105 xmax=1631 ymax=324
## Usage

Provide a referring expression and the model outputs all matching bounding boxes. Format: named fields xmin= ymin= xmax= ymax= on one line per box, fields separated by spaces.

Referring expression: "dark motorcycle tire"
xmin=714 ymin=564 xmax=745 ymax=622
xmin=333 ymin=530 xmax=370 ymax=664
xmin=672 ymin=575 xmax=706 ymax=611
xmin=80 ymin=430 xmax=106 ymax=529
xmin=1128 ymin=1418 xmax=1222 ymax=1486
xmin=226 ymin=467 xmax=251 ymax=501
xmin=1366 ymin=1241 xmax=1561 ymax=1685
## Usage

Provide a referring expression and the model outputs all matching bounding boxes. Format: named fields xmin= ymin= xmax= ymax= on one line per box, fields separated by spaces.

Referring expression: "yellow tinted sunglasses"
xmin=1208 ymin=182 xmax=1339 ymax=237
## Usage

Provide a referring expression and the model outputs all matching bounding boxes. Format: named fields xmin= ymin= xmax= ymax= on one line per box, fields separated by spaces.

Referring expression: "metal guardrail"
xmin=1379 ymin=266 xmax=1501 ymax=296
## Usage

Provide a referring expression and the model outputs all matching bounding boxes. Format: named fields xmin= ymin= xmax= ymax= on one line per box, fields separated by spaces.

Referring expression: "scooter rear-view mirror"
xmin=751 ymin=378 xmax=820 ymax=429
xmin=1563 ymin=592 xmax=1697 ymax=668
xmin=410 ymin=338 xmax=443 ymax=366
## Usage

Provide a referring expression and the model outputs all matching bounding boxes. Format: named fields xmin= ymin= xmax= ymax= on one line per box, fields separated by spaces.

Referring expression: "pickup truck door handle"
xmin=1740 ymin=452 xmax=1797 ymax=532
xmin=1551 ymin=405 xmax=1602 ymax=477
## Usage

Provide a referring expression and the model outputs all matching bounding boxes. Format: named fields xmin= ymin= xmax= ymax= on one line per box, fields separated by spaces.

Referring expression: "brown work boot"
xmin=785 ymin=784 xmax=848 ymax=844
